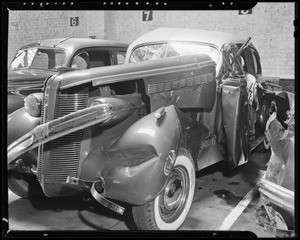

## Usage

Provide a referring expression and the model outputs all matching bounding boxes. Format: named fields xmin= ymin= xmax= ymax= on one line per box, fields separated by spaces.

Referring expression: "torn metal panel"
xmin=256 ymin=93 xmax=295 ymax=236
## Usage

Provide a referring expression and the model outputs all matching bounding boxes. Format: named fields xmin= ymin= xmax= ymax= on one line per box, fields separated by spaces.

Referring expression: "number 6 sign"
xmin=70 ymin=17 xmax=79 ymax=26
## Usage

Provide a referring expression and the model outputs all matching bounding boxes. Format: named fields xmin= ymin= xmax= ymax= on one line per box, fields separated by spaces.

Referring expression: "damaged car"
xmin=8 ymin=37 xmax=128 ymax=114
xmin=256 ymin=96 xmax=295 ymax=237
xmin=7 ymin=28 xmax=293 ymax=230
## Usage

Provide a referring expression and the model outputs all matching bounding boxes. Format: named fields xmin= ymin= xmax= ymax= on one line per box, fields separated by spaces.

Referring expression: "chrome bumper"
xmin=258 ymin=178 xmax=294 ymax=214
xmin=8 ymin=103 xmax=113 ymax=165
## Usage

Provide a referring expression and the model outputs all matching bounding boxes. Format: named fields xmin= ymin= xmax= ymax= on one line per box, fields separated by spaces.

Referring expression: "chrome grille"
xmin=37 ymin=144 xmax=43 ymax=181
xmin=46 ymin=131 xmax=83 ymax=182
xmin=54 ymin=94 xmax=89 ymax=119
xmin=39 ymin=93 xmax=88 ymax=184
xmin=37 ymin=93 xmax=45 ymax=181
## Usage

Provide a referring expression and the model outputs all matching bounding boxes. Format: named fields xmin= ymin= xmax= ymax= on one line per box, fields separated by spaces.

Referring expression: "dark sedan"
xmin=8 ymin=37 xmax=128 ymax=114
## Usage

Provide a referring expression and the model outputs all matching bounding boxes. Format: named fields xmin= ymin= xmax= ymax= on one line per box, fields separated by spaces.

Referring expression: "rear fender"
xmin=255 ymin=95 xmax=270 ymax=134
xmin=263 ymin=91 xmax=294 ymax=129
xmin=81 ymin=105 xmax=182 ymax=205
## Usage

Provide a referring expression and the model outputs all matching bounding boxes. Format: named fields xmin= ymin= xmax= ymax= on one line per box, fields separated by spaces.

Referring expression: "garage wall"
xmin=7 ymin=11 xmax=105 ymax=65
xmin=104 ymin=3 xmax=295 ymax=80
xmin=7 ymin=2 xmax=295 ymax=81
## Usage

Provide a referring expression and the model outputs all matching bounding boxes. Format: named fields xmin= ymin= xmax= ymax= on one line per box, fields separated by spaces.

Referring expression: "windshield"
xmin=10 ymin=47 xmax=67 ymax=71
xmin=129 ymin=42 xmax=219 ymax=63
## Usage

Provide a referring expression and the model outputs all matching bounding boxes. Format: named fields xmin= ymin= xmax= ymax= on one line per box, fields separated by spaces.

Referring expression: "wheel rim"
xmin=158 ymin=166 xmax=189 ymax=223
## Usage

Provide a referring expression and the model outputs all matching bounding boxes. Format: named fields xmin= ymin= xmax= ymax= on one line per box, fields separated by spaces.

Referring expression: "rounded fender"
xmin=7 ymin=107 xmax=40 ymax=146
xmin=7 ymin=94 xmax=25 ymax=115
xmin=87 ymin=105 xmax=182 ymax=205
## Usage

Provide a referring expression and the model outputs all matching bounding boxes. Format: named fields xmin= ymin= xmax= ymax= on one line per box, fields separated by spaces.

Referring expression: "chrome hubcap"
xmin=159 ymin=166 xmax=189 ymax=223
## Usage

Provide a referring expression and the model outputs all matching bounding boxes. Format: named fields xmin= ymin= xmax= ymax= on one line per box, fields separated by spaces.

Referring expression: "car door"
xmin=221 ymin=43 xmax=250 ymax=167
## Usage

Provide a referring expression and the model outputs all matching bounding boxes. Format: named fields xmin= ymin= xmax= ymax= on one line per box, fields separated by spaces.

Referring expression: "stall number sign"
xmin=238 ymin=9 xmax=252 ymax=15
xmin=142 ymin=11 xmax=153 ymax=21
xmin=70 ymin=17 xmax=79 ymax=26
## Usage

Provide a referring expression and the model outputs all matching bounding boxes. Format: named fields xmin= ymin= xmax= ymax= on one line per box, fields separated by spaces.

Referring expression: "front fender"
xmin=81 ymin=105 xmax=182 ymax=205
xmin=7 ymin=94 xmax=25 ymax=115
xmin=7 ymin=107 xmax=40 ymax=146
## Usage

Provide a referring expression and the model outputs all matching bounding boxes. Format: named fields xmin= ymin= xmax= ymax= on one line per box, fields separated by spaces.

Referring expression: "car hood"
xmin=8 ymin=69 xmax=57 ymax=91
xmin=54 ymin=54 xmax=216 ymax=91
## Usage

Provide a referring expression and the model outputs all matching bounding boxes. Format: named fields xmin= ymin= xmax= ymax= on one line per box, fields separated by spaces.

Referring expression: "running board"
xmin=90 ymin=182 xmax=125 ymax=215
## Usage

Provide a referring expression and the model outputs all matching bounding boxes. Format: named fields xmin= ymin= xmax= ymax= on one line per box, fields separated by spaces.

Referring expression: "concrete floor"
xmin=5 ymin=150 xmax=275 ymax=237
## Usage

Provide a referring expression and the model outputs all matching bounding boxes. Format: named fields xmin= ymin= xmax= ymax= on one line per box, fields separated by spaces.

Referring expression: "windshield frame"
xmin=9 ymin=46 xmax=68 ymax=71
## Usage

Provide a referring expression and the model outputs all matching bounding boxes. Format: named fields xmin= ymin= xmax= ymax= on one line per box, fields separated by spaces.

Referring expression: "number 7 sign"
xmin=142 ymin=11 xmax=153 ymax=21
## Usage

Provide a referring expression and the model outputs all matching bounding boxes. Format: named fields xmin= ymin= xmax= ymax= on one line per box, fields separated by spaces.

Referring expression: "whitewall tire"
xmin=132 ymin=148 xmax=195 ymax=230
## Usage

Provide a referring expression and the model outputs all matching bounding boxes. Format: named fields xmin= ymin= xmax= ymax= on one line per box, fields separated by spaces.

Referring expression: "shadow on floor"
xmin=9 ymin=193 xmax=138 ymax=230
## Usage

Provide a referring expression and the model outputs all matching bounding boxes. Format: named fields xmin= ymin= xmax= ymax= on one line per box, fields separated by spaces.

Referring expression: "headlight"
xmin=24 ymin=93 xmax=43 ymax=117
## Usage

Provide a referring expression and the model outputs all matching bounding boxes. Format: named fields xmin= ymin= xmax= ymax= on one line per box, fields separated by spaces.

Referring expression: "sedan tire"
xmin=132 ymin=148 xmax=195 ymax=230
xmin=8 ymin=151 xmax=44 ymax=199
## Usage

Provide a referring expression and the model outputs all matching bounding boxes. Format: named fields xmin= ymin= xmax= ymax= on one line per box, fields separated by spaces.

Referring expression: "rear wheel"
xmin=8 ymin=151 xmax=44 ymax=199
xmin=132 ymin=148 xmax=195 ymax=230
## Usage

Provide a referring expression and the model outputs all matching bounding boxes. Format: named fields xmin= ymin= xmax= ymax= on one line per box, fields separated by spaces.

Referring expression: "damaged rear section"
xmin=256 ymin=92 xmax=295 ymax=237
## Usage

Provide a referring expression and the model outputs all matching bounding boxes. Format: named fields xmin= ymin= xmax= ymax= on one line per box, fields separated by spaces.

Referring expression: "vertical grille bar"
xmin=37 ymin=93 xmax=45 ymax=181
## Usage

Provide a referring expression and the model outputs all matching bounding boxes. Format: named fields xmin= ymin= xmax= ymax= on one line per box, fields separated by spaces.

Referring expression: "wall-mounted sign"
xmin=70 ymin=17 xmax=79 ymax=26
xmin=238 ymin=9 xmax=252 ymax=15
xmin=142 ymin=11 xmax=153 ymax=21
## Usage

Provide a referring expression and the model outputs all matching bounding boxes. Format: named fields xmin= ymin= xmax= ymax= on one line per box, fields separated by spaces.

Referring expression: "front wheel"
xmin=8 ymin=151 xmax=44 ymax=199
xmin=132 ymin=148 xmax=195 ymax=230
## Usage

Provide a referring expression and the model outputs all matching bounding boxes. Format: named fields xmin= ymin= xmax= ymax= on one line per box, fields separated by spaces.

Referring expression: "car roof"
xmin=127 ymin=27 xmax=247 ymax=53
xmin=20 ymin=38 xmax=129 ymax=52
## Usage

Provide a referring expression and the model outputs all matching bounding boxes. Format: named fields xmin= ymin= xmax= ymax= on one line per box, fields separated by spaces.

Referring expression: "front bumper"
xmin=8 ymin=103 xmax=113 ymax=165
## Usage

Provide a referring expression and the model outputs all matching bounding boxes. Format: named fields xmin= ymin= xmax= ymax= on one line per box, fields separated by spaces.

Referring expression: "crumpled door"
xmin=220 ymin=43 xmax=250 ymax=166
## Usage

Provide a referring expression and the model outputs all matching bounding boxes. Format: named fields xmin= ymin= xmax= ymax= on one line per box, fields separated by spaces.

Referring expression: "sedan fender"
xmin=80 ymin=105 xmax=182 ymax=205
xmin=7 ymin=107 xmax=40 ymax=146
xmin=7 ymin=95 xmax=25 ymax=115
